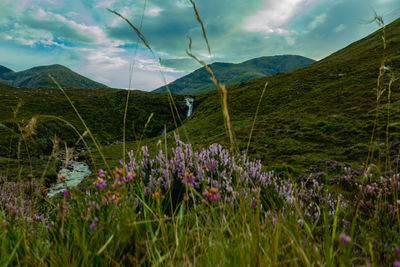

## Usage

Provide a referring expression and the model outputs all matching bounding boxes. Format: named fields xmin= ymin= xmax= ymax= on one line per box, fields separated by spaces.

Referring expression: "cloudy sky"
xmin=0 ymin=0 xmax=399 ymax=90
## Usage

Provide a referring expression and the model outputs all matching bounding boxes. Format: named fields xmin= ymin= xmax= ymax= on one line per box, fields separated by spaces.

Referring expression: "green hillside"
xmin=0 ymin=64 xmax=108 ymax=88
xmin=172 ymin=18 xmax=400 ymax=172
xmin=0 ymin=84 xmax=188 ymax=179
xmin=154 ymin=55 xmax=315 ymax=95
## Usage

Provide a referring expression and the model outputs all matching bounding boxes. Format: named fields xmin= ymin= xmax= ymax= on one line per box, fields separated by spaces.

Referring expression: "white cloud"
xmin=334 ymin=24 xmax=346 ymax=32
xmin=243 ymin=0 xmax=321 ymax=34
xmin=94 ymin=0 xmax=118 ymax=9
xmin=146 ymin=7 xmax=163 ymax=17
xmin=176 ymin=0 xmax=191 ymax=8
xmin=66 ymin=11 xmax=79 ymax=18
xmin=308 ymin=13 xmax=327 ymax=30
xmin=76 ymin=44 xmax=182 ymax=90
xmin=110 ymin=6 xmax=132 ymax=27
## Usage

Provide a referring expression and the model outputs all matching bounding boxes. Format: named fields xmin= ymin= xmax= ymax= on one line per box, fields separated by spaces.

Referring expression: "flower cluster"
xmin=0 ymin=177 xmax=48 ymax=225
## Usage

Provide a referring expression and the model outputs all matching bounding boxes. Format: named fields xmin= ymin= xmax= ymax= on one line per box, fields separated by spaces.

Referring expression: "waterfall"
xmin=185 ymin=97 xmax=194 ymax=119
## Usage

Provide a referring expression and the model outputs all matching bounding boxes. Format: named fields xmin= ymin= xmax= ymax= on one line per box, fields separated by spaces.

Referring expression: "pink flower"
xmin=95 ymin=178 xmax=107 ymax=189
xmin=203 ymin=191 xmax=211 ymax=198
xmin=252 ymin=198 xmax=258 ymax=208
xmin=94 ymin=217 xmax=99 ymax=223
xmin=211 ymin=193 xmax=220 ymax=202
xmin=339 ymin=233 xmax=351 ymax=243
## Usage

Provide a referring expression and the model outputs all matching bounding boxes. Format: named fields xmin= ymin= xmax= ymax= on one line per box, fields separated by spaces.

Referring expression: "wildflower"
xmin=211 ymin=193 xmax=220 ymax=202
xmin=94 ymin=217 xmax=99 ymax=223
xmin=90 ymin=223 xmax=96 ymax=230
xmin=339 ymin=233 xmax=351 ymax=243
xmin=152 ymin=188 xmax=164 ymax=199
xmin=127 ymin=172 xmax=136 ymax=180
xmin=182 ymin=172 xmax=195 ymax=188
xmin=58 ymin=173 xmax=67 ymax=183
xmin=203 ymin=191 xmax=211 ymax=198
xmin=94 ymin=178 xmax=107 ymax=189
xmin=98 ymin=169 xmax=105 ymax=177
xmin=63 ymin=190 xmax=69 ymax=199
xmin=394 ymin=261 xmax=400 ymax=267
xmin=252 ymin=198 xmax=258 ymax=208
xmin=102 ymin=191 xmax=120 ymax=205
xmin=113 ymin=167 xmax=123 ymax=179
xmin=201 ymin=164 xmax=209 ymax=172
xmin=203 ymin=187 xmax=220 ymax=203
xmin=396 ymin=248 xmax=400 ymax=256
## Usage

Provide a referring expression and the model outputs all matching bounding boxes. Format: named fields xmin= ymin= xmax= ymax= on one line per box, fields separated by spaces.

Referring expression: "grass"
xmin=0 ymin=4 xmax=400 ymax=266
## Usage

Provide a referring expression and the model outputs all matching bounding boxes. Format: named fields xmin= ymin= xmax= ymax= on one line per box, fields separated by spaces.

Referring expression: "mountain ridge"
xmin=0 ymin=64 xmax=108 ymax=89
xmin=154 ymin=55 xmax=315 ymax=95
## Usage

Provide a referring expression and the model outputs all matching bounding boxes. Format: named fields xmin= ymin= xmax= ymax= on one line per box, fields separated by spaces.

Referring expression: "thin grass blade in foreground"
xmin=48 ymin=74 xmax=111 ymax=175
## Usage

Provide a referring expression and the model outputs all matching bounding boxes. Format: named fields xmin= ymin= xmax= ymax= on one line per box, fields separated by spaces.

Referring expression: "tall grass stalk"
xmin=107 ymin=9 xmax=191 ymax=144
xmin=246 ymin=81 xmax=268 ymax=156
xmin=49 ymin=74 xmax=111 ymax=175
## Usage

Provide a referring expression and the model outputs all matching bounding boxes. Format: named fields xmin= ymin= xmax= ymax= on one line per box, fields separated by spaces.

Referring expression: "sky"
xmin=0 ymin=0 xmax=399 ymax=91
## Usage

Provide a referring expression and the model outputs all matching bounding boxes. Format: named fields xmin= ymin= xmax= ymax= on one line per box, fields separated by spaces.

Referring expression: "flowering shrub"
xmin=86 ymin=134 xmax=350 ymax=220
xmin=0 ymin=177 xmax=48 ymax=226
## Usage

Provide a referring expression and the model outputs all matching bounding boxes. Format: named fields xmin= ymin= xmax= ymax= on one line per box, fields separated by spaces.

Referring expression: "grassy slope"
xmin=0 ymin=84 xmax=188 ymax=179
xmin=175 ymin=18 xmax=400 ymax=172
xmin=154 ymin=55 xmax=315 ymax=95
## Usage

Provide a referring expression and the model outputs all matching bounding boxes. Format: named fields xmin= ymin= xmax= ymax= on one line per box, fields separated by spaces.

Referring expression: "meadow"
xmin=0 ymin=5 xmax=400 ymax=267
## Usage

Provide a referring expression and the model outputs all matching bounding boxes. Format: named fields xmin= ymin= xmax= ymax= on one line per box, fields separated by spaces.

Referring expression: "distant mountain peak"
xmin=0 ymin=64 xmax=107 ymax=89
xmin=153 ymin=55 xmax=315 ymax=95
xmin=0 ymin=65 xmax=14 ymax=76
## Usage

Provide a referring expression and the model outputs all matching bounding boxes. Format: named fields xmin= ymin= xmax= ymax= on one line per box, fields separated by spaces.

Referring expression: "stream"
xmin=47 ymin=160 xmax=91 ymax=198
xmin=48 ymin=97 xmax=194 ymax=197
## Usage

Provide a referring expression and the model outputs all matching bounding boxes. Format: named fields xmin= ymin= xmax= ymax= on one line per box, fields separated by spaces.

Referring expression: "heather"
xmin=1 ymin=134 xmax=400 ymax=265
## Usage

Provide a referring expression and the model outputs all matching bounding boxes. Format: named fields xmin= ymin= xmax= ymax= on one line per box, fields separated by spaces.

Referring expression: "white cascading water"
xmin=185 ymin=97 xmax=194 ymax=119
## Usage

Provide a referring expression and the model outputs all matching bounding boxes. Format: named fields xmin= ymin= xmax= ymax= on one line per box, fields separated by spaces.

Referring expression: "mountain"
xmin=0 ymin=64 xmax=108 ymax=88
xmin=0 ymin=65 xmax=14 ymax=76
xmin=153 ymin=55 xmax=315 ymax=95
xmin=176 ymin=17 xmax=400 ymax=172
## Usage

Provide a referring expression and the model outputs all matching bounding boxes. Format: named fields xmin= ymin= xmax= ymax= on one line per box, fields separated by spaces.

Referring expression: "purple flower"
xmin=94 ymin=217 xmax=99 ymax=223
xmin=252 ymin=198 xmax=258 ymax=208
xmin=98 ymin=169 xmax=105 ymax=177
xmin=396 ymin=248 xmax=400 ymax=256
xmin=95 ymin=178 xmax=107 ymax=189
xmin=90 ymin=223 xmax=96 ymax=230
xmin=63 ymin=190 xmax=69 ymax=199
xmin=211 ymin=193 xmax=220 ymax=202
xmin=203 ymin=191 xmax=211 ymax=198
xmin=394 ymin=261 xmax=400 ymax=267
xmin=339 ymin=233 xmax=351 ymax=244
